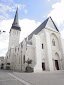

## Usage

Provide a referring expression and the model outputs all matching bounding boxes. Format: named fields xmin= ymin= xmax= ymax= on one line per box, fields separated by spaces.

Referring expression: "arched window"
xmin=52 ymin=39 xmax=55 ymax=46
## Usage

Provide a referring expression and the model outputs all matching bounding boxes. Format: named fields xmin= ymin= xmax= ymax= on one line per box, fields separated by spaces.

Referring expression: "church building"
xmin=5 ymin=8 xmax=64 ymax=72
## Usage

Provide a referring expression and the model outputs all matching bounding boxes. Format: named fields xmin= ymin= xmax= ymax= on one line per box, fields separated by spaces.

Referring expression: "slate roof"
xmin=26 ymin=41 xmax=32 ymax=45
xmin=11 ymin=7 xmax=21 ymax=31
xmin=50 ymin=17 xmax=59 ymax=32
xmin=27 ymin=16 xmax=59 ymax=40
xmin=11 ymin=26 xmax=21 ymax=31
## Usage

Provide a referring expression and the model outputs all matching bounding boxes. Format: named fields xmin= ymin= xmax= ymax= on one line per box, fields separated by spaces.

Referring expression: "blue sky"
xmin=0 ymin=0 xmax=63 ymax=29
xmin=0 ymin=0 xmax=64 ymax=56
xmin=0 ymin=0 xmax=61 ymax=24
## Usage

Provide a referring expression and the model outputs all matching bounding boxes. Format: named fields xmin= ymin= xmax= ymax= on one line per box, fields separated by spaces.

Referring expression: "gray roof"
xmin=26 ymin=41 xmax=32 ymax=45
xmin=27 ymin=16 xmax=59 ymax=40
xmin=50 ymin=17 xmax=59 ymax=32
xmin=20 ymin=16 xmax=59 ymax=45
xmin=11 ymin=8 xmax=21 ymax=31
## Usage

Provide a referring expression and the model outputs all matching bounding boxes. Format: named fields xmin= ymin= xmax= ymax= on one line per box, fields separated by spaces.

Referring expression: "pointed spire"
xmin=11 ymin=7 xmax=21 ymax=31
xmin=12 ymin=7 xmax=19 ymax=27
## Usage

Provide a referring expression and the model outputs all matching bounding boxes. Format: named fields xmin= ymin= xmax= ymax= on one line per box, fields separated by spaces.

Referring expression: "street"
xmin=0 ymin=70 xmax=64 ymax=85
xmin=0 ymin=70 xmax=25 ymax=85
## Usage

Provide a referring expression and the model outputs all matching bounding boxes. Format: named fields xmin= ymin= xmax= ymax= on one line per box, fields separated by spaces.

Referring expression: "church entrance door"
xmin=55 ymin=60 xmax=59 ymax=70
xmin=42 ymin=63 xmax=45 ymax=70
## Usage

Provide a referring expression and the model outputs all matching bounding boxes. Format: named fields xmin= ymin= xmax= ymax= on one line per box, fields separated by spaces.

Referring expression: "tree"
xmin=25 ymin=58 xmax=33 ymax=72
xmin=25 ymin=58 xmax=32 ymax=67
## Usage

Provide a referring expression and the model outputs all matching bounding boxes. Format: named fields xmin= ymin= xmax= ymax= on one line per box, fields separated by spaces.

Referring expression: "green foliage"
xmin=26 ymin=58 xmax=32 ymax=66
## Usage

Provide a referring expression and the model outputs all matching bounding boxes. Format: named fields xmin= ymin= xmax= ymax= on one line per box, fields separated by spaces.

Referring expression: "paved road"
xmin=0 ymin=70 xmax=64 ymax=85
xmin=0 ymin=70 xmax=32 ymax=85
xmin=13 ymin=70 xmax=64 ymax=85
xmin=0 ymin=70 xmax=25 ymax=85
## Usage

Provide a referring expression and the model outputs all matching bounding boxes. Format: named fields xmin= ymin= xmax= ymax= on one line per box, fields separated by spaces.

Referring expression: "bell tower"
xmin=8 ymin=8 xmax=21 ymax=49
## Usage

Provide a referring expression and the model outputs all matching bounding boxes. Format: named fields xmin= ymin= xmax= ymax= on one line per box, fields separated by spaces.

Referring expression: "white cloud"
xmin=0 ymin=15 xmax=7 ymax=20
xmin=43 ymin=16 xmax=46 ymax=18
xmin=48 ymin=0 xmax=50 ymax=2
xmin=0 ymin=3 xmax=15 ymax=20
xmin=60 ymin=29 xmax=64 ymax=39
xmin=48 ymin=0 xmax=64 ymax=26
xmin=0 ymin=19 xmax=41 ymax=56
xmin=61 ymin=29 xmax=64 ymax=52
xmin=0 ymin=3 xmax=25 ymax=13
xmin=24 ymin=9 xmax=28 ymax=14
xmin=0 ymin=19 xmax=13 ymax=32
xmin=0 ymin=19 xmax=13 ymax=56
xmin=19 ymin=19 xmax=41 ymax=42
xmin=14 ymin=4 xmax=26 ymax=10
xmin=1 ymin=0 xmax=13 ymax=3
xmin=0 ymin=1 xmax=26 ymax=20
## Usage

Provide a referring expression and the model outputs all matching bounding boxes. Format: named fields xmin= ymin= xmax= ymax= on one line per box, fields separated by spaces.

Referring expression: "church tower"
xmin=8 ymin=8 xmax=21 ymax=49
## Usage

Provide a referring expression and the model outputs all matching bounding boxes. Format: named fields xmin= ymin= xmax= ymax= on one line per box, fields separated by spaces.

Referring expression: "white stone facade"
xmin=5 ymin=15 xmax=64 ymax=72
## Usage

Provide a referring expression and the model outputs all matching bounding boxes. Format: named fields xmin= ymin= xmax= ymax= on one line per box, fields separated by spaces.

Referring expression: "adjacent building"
xmin=0 ymin=56 xmax=4 ymax=69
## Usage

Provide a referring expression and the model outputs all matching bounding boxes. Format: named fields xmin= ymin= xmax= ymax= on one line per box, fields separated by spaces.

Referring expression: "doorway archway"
xmin=55 ymin=53 xmax=59 ymax=70
xmin=55 ymin=60 xmax=59 ymax=70
xmin=42 ymin=62 xmax=45 ymax=70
